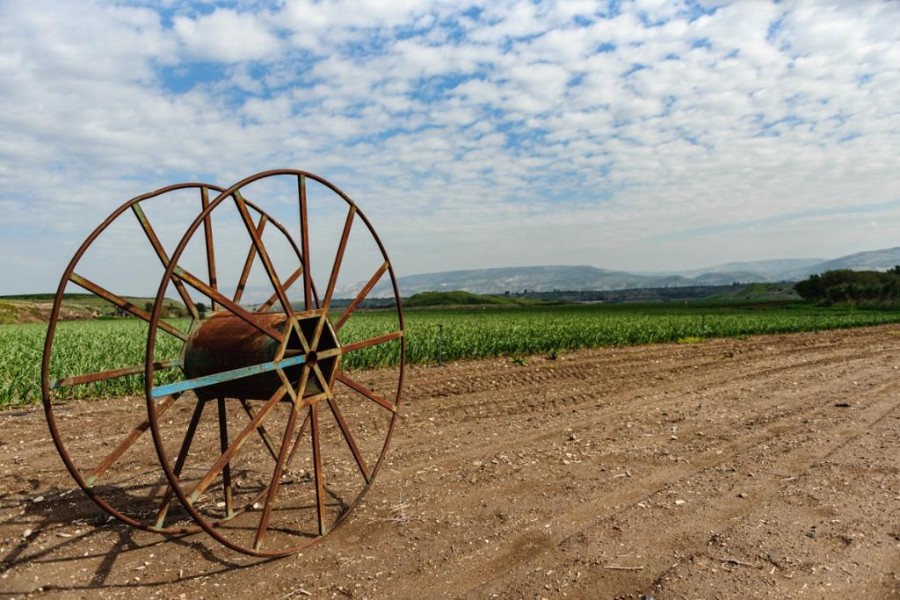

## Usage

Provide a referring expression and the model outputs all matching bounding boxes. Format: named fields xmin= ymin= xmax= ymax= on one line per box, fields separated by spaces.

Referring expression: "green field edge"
xmin=4 ymin=301 xmax=900 ymax=409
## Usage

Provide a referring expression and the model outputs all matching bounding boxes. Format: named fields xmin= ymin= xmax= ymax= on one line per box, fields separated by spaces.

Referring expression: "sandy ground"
xmin=2 ymin=325 xmax=899 ymax=599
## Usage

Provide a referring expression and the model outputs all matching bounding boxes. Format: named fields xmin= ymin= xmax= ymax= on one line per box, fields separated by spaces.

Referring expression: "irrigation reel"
xmin=41 ymin=170 xmax=405 ymax=556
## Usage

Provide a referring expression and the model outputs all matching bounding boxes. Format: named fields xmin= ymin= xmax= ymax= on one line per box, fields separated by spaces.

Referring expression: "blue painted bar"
xmin=150 ymin=354 xmax=307 ymax=399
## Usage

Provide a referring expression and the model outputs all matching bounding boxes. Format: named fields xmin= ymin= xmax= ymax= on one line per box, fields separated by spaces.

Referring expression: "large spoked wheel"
xmin=145 ymin=169 xmax=405 ymax=556
xmin=41 ymin=183 xmax=303 ymax=533
xmin=41 ymin=183 xmax=226 ymax=533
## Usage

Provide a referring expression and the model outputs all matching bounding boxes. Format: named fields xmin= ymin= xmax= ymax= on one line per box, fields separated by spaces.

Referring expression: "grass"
xmin=3 ymin=300 xmax=900 ymax=408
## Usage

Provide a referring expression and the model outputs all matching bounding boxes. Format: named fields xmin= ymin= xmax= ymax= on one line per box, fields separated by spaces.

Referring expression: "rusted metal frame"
xmin=284 ymin=366 xmax=313 ymax=449
xmin=249 ymin=192 xmax=314 ymax=312
xmin=279 ymin=362 xmax=323 ymax=433
xmin=187 ymin=385 xmax=288 ymax=504
xmin=334 ymin=372 xmax=396 ymax=413
xmin=285 ymin=410 xmax=312 ymax=468
xmin=154 ymin=398 xmax=207 ymax=528
xmin=253 ymin=404 xmax=300 ymax=551
xmin=291 ymin=317 xmax=312 ymax=355
xmin=201 ymin=187 xmax=219 ymax=312
xmin=244 ymin=362 xmax=320 ymax=431
xmin=310 ymin=363 xmax=332 ymax=399
xmin=323 ymin=206 xmax=356 ymax=311
xmin=310 ymin=315 xmax=327 ymax=356
xmin=298 ymin=391 xmax=329 ymax=406
xmin=41 ymin=183 xmax=222 ymax=535
xmin=239 ymin=399 xmax=282 ymax=462
xmin=131 ymin=204 xmax=201 ymax=322
xmin=83 ymin=394 xmax=178 ymax=488
xmin=217 ymin=398 xmax=234 ymax=518
xmin=69 ymin=273 xmax=189 ymax=341
xmin=233 ymin=191 xmax=293 ymax=317
xmin=257 ymin=266 xmax=303 ymax=312
xmin=316 ymin=347 xmax=342 ymax=360
xmin=295 ymin=365 xmax=314 ymax=409
xmin=298 ymin=175 xmax=313 ymax=312
xmin=326 ymin=396 xmax=371 ymax=484
xmin=276 ymin=367 xmax=299 ymax=405
xmin=333 ymin=262 xmax=389 ymax=332
xmin=310 ymin=402 xmax=327 ymax=535
xmin=150 ymin=352 xmax=307 ymax=399
xmin=171 ymin=266 xmax=284 ymax=342
xmin=50 ymin=357 xmax=183 ymax=390
xmin=233 ymin=213 xmax=269 ymax=305
xmin=340 ymin=330 xmax=403 ymax=354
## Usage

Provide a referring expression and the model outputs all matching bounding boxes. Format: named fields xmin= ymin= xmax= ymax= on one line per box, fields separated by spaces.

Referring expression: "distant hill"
xmin=779 ymin=247 xmax=900 ymax=279
xmin=378 ymin=265 xmax=691 ymax=297
xmin=0 ymin=293 xmax=188 ymax=324
xmin=376 ymin=247 xmax=900 ymax=297
xmin=668 ymin=258 xmax=825 ymax=280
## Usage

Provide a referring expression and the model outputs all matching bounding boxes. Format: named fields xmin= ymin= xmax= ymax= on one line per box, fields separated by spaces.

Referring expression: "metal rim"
xmin=41 ymin=183 xmax=224 ymax=533
xmin=144 ymin=169 xmax=405 ymax=556
xmin=41 ymin=182 xmax=306 ymax=533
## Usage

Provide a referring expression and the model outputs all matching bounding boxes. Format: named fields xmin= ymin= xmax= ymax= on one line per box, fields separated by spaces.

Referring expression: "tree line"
xmin=794 ymin=267 xmax=900 ymax=307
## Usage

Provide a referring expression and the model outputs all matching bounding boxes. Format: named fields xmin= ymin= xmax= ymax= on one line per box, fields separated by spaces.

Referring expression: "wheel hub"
xmin=183 ymin=310 xmax=340 ymax=401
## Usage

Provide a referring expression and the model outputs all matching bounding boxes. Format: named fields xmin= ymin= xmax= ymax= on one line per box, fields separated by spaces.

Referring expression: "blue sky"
xmin=1 ymin=0 xmax=899 ymax=295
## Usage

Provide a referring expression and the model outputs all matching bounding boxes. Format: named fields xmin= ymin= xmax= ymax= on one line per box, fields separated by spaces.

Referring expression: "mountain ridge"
xmin=380 ymin=246 xmax=900 ymax=297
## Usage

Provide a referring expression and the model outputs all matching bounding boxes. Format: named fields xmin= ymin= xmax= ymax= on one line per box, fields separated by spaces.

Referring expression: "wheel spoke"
xmin=314 ymin=315 xmax=330 ymax=350
xmin=327 ymin=396 xmax=371 ymax=483
xmin=50 ymin=357 xmax=182 ymax=390
xmin=171 ymin=265 xmax=284 ymax=342
xmin=233 ymin=213 xmax=269 ymax=305
xmin=234 ymin=191 xmax=292 ymax=316
xmin=150 ymin=353 xmax=306 ymax=399
xmin=323 ymin=206 xmax=356 ymax=310
xmin=201 ymin=187 xmax=219 ymax=312
xmin=253 ymin=405 xmax=300 ymax=551
xmin=298 ymin=175 xmax=312 ymax=312
xmin=333 ymin=262 xmax=389 ymax=332
xmin=187 ymin=385 xmax=288 ymax=503
xmin=217 ymin=398 xmax=234 ymax=518
xmin=334 ymin=372 xmax=396 ymax=413
xmin=69 ymin=273 xmax=189 ymax=341
xmin=132 ymin=203 xmax=201 ymax=321
xmin=285 ymin=410 xmax=312 ymax=468
xmin=84 ymin=394 xmax=178 ymax=488
xmin=257 ymin=266 xmax=303 ymax=312
xmin=310 ymin=363 xmax=333 ymax=398
xmin=341 ymin=330 xmax=403 ymax=354
xmin=310 ymin=403 xmax=326 ymax=535
xmin=154 ymin=398 xmax=206 ymax=529
xmin=239 ymin=399 xmax=282 ymax=462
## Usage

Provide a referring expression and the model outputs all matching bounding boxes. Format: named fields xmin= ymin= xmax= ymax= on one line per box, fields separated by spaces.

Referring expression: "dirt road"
xmin=2 ymin=326 xmax=899 ymax=598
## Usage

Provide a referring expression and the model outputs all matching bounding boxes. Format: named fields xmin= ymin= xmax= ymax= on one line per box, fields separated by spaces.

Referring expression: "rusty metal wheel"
xmin=145 ymin=169 xmax=405 ymax=556
xmin=41 ymin=183 xmax=303 ymax=533
xmin=41 ymin=183 xmax=225 ymax=533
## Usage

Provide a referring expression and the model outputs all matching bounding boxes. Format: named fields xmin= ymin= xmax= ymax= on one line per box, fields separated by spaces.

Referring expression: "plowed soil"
xmin=2 ymin=326 xmax=899 ymax=599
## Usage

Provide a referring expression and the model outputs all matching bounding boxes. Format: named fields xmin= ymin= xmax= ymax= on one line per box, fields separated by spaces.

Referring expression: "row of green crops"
xmin=3 ymin=302 xmax=900 ymax=408
xmin=0 ymin=319 xmax=185 ymax=407
xmin=391 ymin=302 xmax=900 ymax=365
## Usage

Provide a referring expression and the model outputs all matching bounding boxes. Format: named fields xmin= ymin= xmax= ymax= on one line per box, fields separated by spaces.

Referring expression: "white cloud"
xmin=174 ymin=8 xmax=282 ymax=62
xmin=0 ymin=0 xmax=899 ymax=294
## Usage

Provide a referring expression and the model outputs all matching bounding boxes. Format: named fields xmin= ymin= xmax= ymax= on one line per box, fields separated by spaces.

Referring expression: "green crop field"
xmin=394 ymin=302 xmax=900 ymax=365
xmin=3 ymin=301 xmax=900 ymax=408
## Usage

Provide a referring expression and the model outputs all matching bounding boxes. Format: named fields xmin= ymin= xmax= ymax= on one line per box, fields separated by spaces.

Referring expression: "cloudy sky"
xmin=1 ymin=0 xmax=898 ymax=295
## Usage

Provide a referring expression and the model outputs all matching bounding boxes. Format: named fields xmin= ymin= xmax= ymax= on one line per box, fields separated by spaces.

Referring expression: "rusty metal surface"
xmin=180 ymin=311 xmax=289 ymax=400
xmin=42 ymin=169 xmax=406 ymax=558
xmin=168 ymin=311 xmax=340 ymax=401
